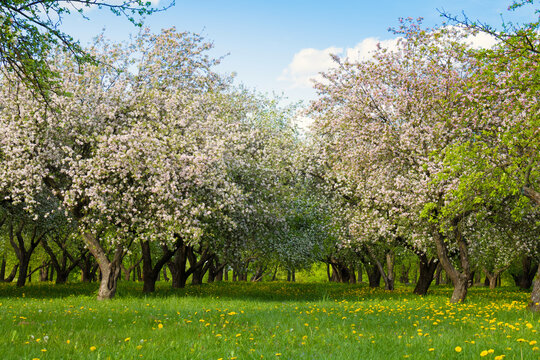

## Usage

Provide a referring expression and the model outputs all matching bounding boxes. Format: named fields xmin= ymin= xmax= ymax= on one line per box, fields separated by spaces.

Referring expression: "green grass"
xmin=0 ymin=281 xmax=538 ymax=359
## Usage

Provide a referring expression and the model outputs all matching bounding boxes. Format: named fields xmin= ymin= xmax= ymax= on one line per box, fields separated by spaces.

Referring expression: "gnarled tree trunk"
xmin=433 ymin=220 xmax=471 ymax=303
xmin=83 ymin=232 xmax=126 ymax=300
xmin=365 ymin=245 xmax=394 ymax=290
xmin=529 ymin=264 xmax=540 ymax=311
xmin=413 ymin=256 xmax=438 ymax=296
xmin=140 ymin=239 xmax=180 ymax=293
xmin=8 ymin=221 xmax=46 ymax=287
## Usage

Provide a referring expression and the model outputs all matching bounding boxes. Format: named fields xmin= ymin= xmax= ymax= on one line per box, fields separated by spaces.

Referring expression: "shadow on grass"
xmin=0 ymin=280 xmax=532 ymax=304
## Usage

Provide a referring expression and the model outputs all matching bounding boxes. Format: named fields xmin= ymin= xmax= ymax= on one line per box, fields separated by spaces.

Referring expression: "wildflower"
xmin=158 ymin=323 xmax=163 ymax=329
xmin=125 ymin=337 xmax=131 ymax=342
xmin=428 ymin=348 xmax=434 ymax=352
xmin=530 ymin=341 xmax=537 ymax=346
xmin=455 ymin=346 xmax=462 ymax=353
xmin=480 ymin=350 xmax=488 ymax=357
xmin=494 ymin=356 xmax=505 ymax=360
xmin=90 ymin=346 xmax=96 ymax=351
xmin=136 ymin=345 xmax=142 ymax=350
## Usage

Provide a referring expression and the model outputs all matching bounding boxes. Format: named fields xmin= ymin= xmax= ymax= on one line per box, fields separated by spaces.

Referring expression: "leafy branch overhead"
xmin=0 ymin=0 xmax=173 ymax=98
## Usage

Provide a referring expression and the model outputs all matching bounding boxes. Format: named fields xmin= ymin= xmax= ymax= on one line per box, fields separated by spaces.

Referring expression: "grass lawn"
xmin=0 ymin=281 xmax=538 ymax=359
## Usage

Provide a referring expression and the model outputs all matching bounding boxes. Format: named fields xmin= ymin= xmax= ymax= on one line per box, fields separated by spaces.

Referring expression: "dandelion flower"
xmin=455 ymin=346 xmax=462 ymax=353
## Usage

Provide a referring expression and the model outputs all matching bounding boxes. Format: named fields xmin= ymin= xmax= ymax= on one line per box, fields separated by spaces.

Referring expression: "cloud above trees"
xmin=279 ymin=30 xmax=497 ymax=89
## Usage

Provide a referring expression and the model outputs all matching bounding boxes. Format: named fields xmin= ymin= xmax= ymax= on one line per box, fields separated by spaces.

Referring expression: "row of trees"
xmin=0 ymin=1 xmax=538 ymax=310
xmin=308 ymin=15 xmax=539 ymax=308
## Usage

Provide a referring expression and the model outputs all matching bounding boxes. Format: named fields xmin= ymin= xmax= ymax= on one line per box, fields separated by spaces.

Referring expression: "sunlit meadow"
xmin=0 ymin=282 xmax=538 ymax=359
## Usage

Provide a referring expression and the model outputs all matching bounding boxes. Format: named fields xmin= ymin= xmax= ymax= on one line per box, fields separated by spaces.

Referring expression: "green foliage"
xmin=0 ymin=0 xmax=169 ymax=99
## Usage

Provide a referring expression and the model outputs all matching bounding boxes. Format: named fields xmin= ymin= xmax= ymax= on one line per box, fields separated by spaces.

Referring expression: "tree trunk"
xmin=191 ymin=266 xmax=204 ymax=285
xmin=8 ymin=221 xmax=44 ymax=287
xmin=451 ymin=274 xmax=469 ymax=303
xmin=141 ymin=240 xmax=179 ymax=293
xmin=3 ymin=264 xmax=18 ymax=282
xmin=97 ymin=260 xmax=122 ymax=300
xmin=399 ymin=263 xmax=411 ymax=285
xmin=83 ymin=232 xmax=124 ymax=300
xmin=141 ymin=240 xmax=158 ymax=293
xmin=482 ymin=267 xmax=508 ymax=290
xmin=55 ymin=271 xmax=69 ymax=284
xmin=413 ymin=256 xmax=438 ymax=295
xmin=350 ymin=267 xmax=356 ymax=284
xmin=208 ymin=258 xmax=225 ymax=283
xmin=522 ymin=186 xmax=540 ymax=205
xmin=168 ymin=241 xmax=211 ymax=288
xmin=250 ymin=265 xmax=266 ymax=282
xmin=163 ymin=267 xmax=169 ymax=281
xmin=365 ymin=245 xmax=394 ymax=290
xmin=0 ymin=257 xmax=5 ymax=280
xmin=39 ymin=262 xmax=48 ymax=282
xmin=435 ymin=263 xmax=443 ymax=285
xmin=16 ymin=257 xmax=30 ymax=287
xmin=511 ymin=255 xmax=538 ymax=289
xmin=80 ymin=255 xmax=92 ymax=282
xmin=364 ymin=262 xmax=381 ymax=288
xmin=357 ymin=264 xmax=363 ymax=283
xmin=433 ymin=219 xmax=471 ymax=303
xmin=215 ymin=266 xmax=224 ymax=282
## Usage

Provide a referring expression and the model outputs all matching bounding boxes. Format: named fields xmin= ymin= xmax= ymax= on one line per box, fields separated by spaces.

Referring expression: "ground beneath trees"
xmin=0 ymin=282 xmax=538 ymax=359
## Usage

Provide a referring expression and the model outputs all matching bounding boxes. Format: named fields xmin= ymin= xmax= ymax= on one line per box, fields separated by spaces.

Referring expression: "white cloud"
xmin=279 ymin=28 xmax=498 ymax=90
xmin=462 ymin=30 xmax=498 ymax=49
xmin=279 ymin=37 xmax=399 ymax=89
xmin=278 ymin=46 xmax=342 ymax=88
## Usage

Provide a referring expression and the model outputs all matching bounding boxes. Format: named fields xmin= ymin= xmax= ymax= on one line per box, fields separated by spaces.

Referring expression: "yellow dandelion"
xmin=66 ymin=340 xmax=70 ymax=344
xmin=136 ymin=345 xmax=143 ymax=350
xmin=124 ymin=337 xmax=131 ymax=342
xmin=494 ymin=356 xmax=505 ymax=360
xmin=90 ymin=346 xmax=97 ymax=351
xmin=157 ymin=323 xmax=163 ymax=329
xmin=41 ymin=349 xmax=47 ymax=352
xmin=236 ymin=333 xmax=241 ymax=337
xmin=275 ymin=354 xmax=281 ymax=356
xmin=530 ymin=340 xmax=537 ymax=346
xmin=480 ymin=350 xmax=488 ymax=357
xmin=533 ymin=347 xmax=539 ymax=351
xmin=428 ymin=348 xmax=434 ymax=352
xmin=455 ymin=346 xmax=462 ymax=353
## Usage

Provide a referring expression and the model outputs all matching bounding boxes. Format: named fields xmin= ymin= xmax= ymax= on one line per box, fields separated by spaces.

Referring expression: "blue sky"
xmin=62 ymin=1 xmax=537 ymax=105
